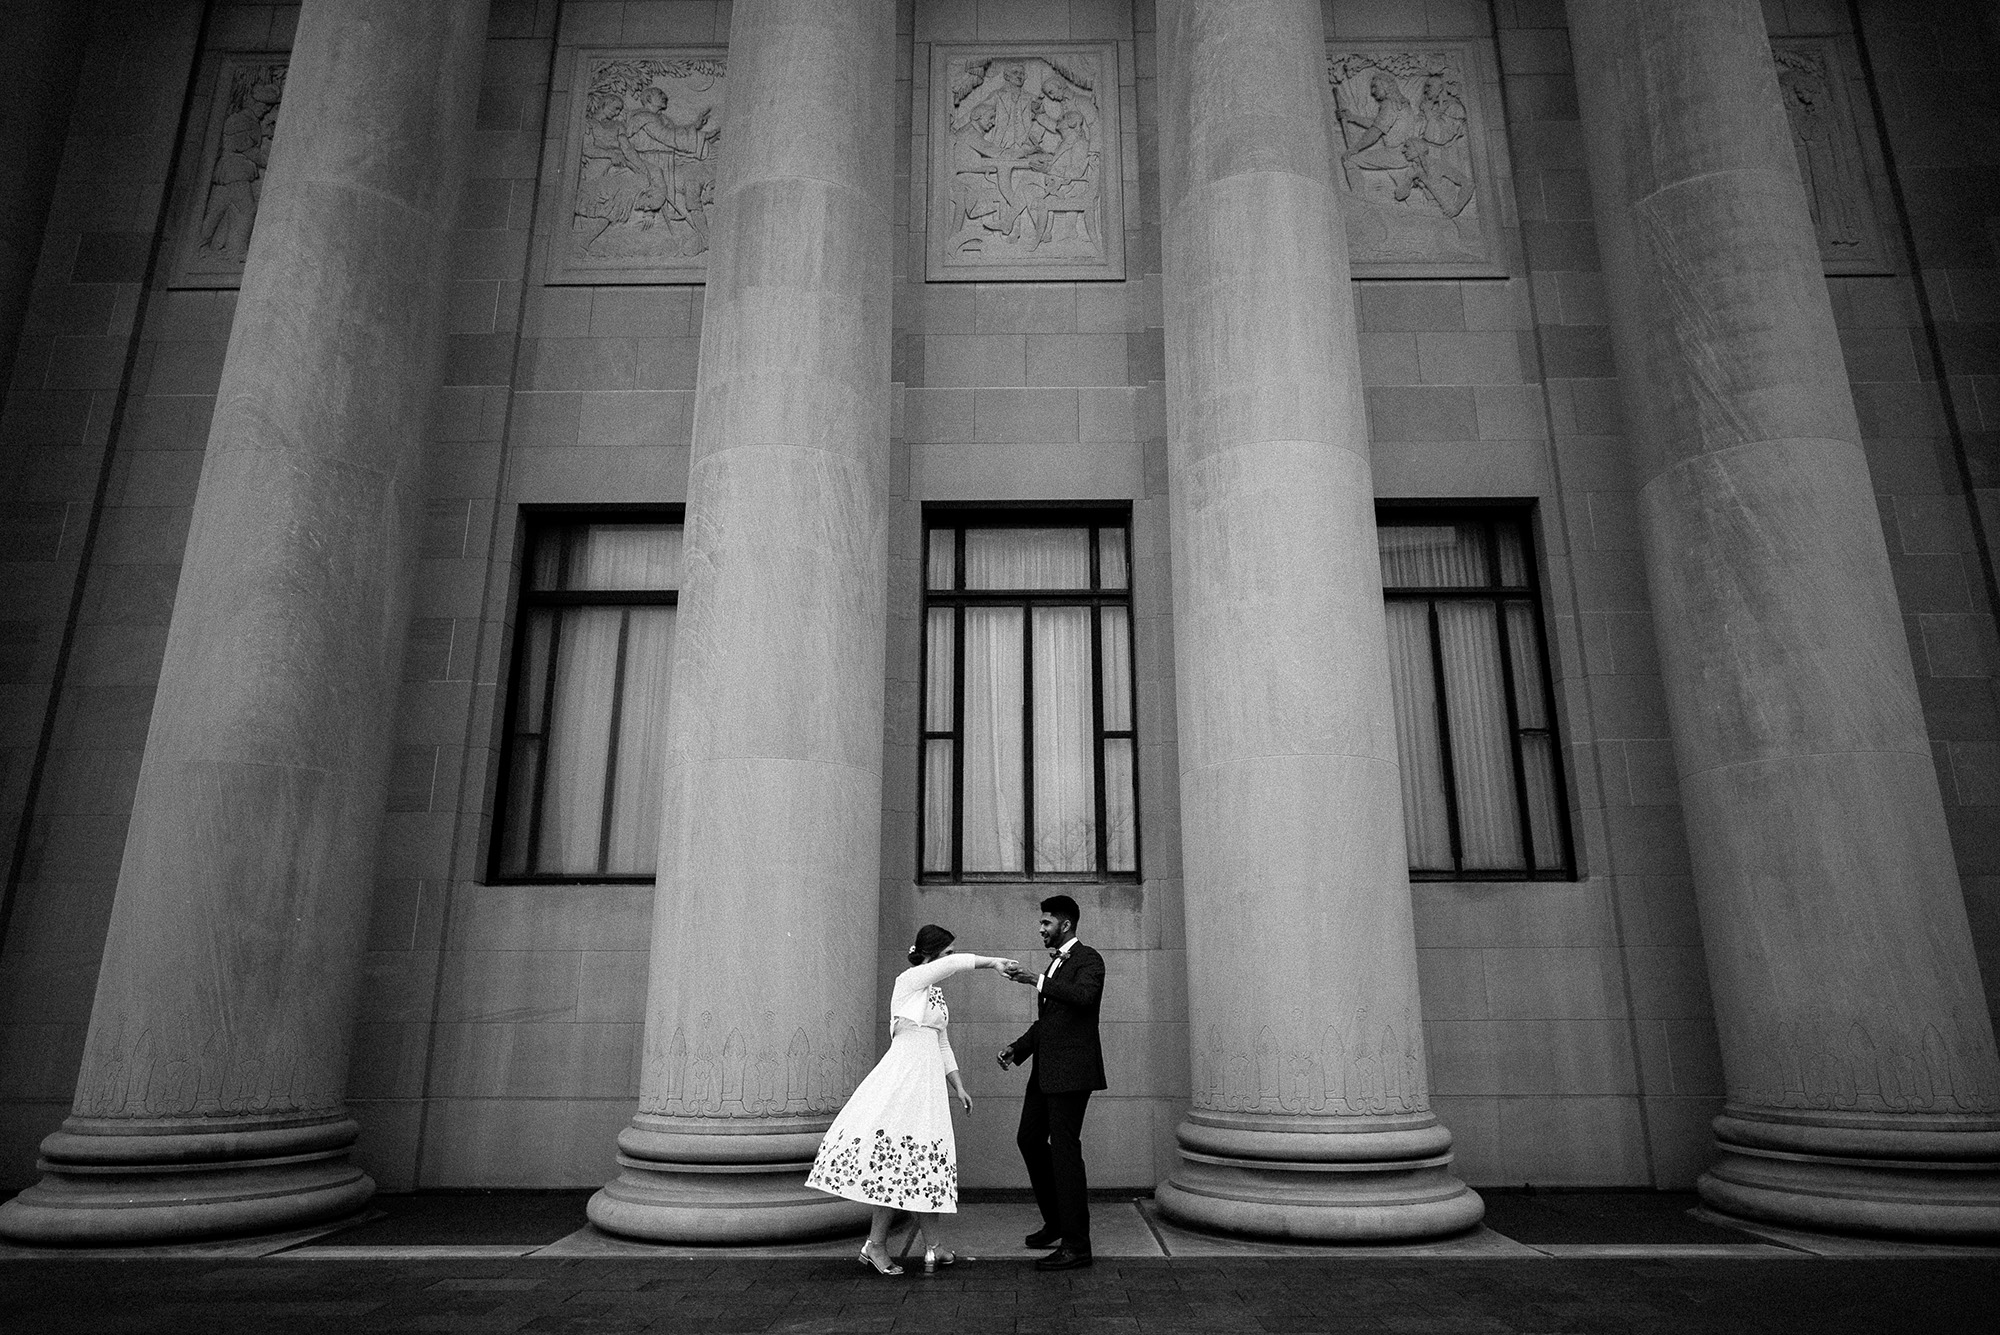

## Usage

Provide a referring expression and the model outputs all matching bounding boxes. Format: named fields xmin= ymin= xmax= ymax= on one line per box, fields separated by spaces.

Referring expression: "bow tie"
xmin=1048 ymin=949 xmax=1064 ymax=961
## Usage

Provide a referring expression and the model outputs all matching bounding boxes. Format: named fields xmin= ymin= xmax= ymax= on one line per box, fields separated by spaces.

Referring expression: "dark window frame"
xmin=487 ymin=504 xmax=685 ymax=886
xmin=919 ymin=503 xmax=1141 ymax=885
xmin=1377 ymin=502 xmax=1578 ymax=882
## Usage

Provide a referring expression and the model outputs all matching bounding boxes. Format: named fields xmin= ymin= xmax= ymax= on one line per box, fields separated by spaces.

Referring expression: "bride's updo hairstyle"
xmin=908 ymin=924 xmax=955 ymax=967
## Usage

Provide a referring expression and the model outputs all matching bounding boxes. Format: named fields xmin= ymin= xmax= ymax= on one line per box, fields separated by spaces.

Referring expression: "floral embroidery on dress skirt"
xmin=806 ymin=1126 xmax=957 ymax=1212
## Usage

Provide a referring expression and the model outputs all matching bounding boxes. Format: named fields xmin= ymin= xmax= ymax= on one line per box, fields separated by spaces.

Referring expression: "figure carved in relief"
xmin=196 ymin=66 xmax=285 ymax=263
xmin=1776 ymin=50 xmax=1862 ymax=252
xmin=1334 ymin=64 xmax=1471 ymax=220
xmin=944 ymin=55 xmax=1105 ymax=262
xmin=960 ymin=62 xmax=1039 ymax=152
xmin=949 ymin=100 xmax=1041 ymax=249
xmin=569 ymin=58 xmax=724 ymax=265
xmin=624 ymin=85 xmax=720 ymax=253
xmin=1030 ymin=75 xmax=1103 ymax=246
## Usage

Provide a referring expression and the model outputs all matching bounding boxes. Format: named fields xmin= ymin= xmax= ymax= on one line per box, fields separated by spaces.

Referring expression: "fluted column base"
xmin=1154 ymin=1110 xmax=1484 ymax=1241
xmin=0 ymin=1114 xmax=373 ymax=1245
xmin=586 ymin=1114 xmax=870 ymax=1244
xmin=1699 ymin=1108 xmax=2000 ymax=1240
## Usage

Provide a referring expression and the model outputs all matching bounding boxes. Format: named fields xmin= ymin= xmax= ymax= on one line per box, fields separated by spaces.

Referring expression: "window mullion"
xmin=1090 ymin=603 xmax=1108 ymax=877
xmin=597 ymin=608 xmax=633 ymax=874
xmin=524 ymin=608 xmax=565 ymax=876
xmin=1491 ymin=594 xmax=1537 ymax=873
xmin=1021 ymin=599 xmax=1035 ymax=878
xmin=952 ymin=602 xmax=965 ymax=882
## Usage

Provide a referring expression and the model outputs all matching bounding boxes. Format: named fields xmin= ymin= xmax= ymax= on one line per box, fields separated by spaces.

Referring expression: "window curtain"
xmin=1436 ymin=601 xmax=1524 ymax=869
xmin=956 ymin=529 xmax=1097 ymax=873
xmin=1032 ymin=606 xmax=1096 ymax=872
xmin=1384 ymin=601 xmax=1454 ymax=870
xmin=523 ymin=525 xmax=680 ymax=876
xmin=965 ymin=527 xmax=1091 ymax=589
xmin=962 ymin=606 xmax=1025 ymax=872
xmin=1383 ymin=599 xmax=1528 ymax=872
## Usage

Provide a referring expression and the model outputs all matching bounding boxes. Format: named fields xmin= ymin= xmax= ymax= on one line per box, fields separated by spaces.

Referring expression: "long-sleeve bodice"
xmin=889 ymin=954 xmax=1000 ymax=1077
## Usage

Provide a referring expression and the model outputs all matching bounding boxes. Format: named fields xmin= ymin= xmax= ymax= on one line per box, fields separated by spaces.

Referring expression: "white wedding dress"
xmin=805 ymin=953 xmax=992 ymax=1213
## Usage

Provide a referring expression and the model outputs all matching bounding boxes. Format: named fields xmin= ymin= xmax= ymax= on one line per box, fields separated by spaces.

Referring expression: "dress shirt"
xmin=1036 ymin=937 xmax=1079 ymax=994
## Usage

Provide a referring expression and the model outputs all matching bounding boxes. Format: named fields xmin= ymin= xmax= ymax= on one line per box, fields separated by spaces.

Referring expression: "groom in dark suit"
xmin=997 ymin=894 xmax=1105 ymax=1271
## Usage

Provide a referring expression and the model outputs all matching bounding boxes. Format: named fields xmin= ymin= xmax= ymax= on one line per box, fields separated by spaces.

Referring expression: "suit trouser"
xmin=1017 ymin=1079 xmax=1091 ymax=1252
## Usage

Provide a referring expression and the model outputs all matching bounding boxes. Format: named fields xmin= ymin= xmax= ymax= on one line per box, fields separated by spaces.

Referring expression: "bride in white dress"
xmin=806 ymin=924 xmax=1016 ymax=1275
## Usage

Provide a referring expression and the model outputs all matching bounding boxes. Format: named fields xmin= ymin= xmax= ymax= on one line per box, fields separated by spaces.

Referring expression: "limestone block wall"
xmin=888 ymin=0 xmax=1179 ymax=1192
xmin=0 ymin=0 xmax=1992 ymax=1196
xmin=1841 ymin=0 xmax=2000 ymax=1021
xmin=0 ymin=0 xmax=225 ymax=1188
xmin=346 ymin=0 xmax=663 ymax=1190
xmin=1322 ymin=0 xmax=1718 ymax=1187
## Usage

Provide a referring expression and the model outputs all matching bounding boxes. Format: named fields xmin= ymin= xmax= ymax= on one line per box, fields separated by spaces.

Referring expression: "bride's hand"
xmin=991 ymin=958 xmax=1020 ymax=974
xmin=955 ymin=1085 xmax=973 ymax=1113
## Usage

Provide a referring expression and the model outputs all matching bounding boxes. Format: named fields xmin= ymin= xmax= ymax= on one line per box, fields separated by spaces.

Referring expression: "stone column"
xmin=1569 ymin=0 xmax=2000 ymax=1237
xmin=0 ymin=0 xmax=488 ymax=1245
xmin=1150 ymin=0 xmax=1482 ymax=1240
xmin=586 ymin=0 xmax=894 ymax=1244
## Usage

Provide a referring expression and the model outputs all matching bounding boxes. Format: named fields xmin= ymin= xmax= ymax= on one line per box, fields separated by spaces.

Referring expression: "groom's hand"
xmin=1002 ymin=963 xmax=1037 ymax=984
xmin=996 ymin=1047 xmax=1014 ymax=1069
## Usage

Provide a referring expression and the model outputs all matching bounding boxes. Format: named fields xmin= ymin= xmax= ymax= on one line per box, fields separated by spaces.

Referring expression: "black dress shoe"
xmin=1023 ymin=1226 xmax=1062 ymax=1249
xmin=1035 ymin=1247 xmax=1092 ymax=1271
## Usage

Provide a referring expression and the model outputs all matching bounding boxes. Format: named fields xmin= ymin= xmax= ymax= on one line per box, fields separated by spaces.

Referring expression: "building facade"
xmin=0 ymin=0 xmax=1996 ymax=1244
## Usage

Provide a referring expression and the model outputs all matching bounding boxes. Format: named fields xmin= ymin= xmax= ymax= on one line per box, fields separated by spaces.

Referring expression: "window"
xmin=492 ymin=516 xmax=682 ymax=881
xmin=1378 ymin=509 xmax=1573 ymax=879
xmin=920 ymin=512 xmax=1139 ymax=881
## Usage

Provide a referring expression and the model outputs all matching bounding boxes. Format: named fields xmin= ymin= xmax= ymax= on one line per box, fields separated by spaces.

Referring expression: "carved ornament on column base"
xmin=1155 ymin=1110 xmax=1484 ymax=1241
xmin=1698 ymin=1106 xmax=2000 ymax=1241
xmin=0 ymin=1114 xmax=373 ymax=1245
xmin=587 ymin=1114 xmax=869 ymax=1243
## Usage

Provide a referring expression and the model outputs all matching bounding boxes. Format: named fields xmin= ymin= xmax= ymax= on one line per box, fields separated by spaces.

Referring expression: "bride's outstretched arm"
xmin=900 ymin=954 xmax=1019 ymax=989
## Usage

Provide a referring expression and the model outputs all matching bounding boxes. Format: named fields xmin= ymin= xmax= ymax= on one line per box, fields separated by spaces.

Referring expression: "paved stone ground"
xmin=3 ymin=1253 xmax=1998 ymax=1333
xmin=1 ymin=1193 xmax=1994 ymax=1333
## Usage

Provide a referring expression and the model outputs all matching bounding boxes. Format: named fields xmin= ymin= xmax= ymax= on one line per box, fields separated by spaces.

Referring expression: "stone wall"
xmin=0 ymin=0 xmax=1991 ymax=1196
xmin=1842 ymin=0 xmax=2000 ymax=1024
xmin=0 ymin=0 xmax=218 ymax=1189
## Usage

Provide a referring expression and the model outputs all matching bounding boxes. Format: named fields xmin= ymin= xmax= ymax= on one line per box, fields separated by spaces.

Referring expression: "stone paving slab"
xmin=536 ymin=1201 xmax=1169 ymax=1261
xmin=1689 ymin=1209 xmax=2000 ymax=1258
xmin=1136 ymin=1203 xmax=1545 ymax=1259
xmin=2 ymin=1253 xmax=1998 ymax=1333
xmin=0 ymin=1210 xmax=380 ymax=1260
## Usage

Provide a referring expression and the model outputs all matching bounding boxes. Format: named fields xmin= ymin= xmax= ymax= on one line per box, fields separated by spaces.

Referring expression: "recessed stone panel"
xmin=926 ymin=41 xmax=1126 ymax=283
xmin=1326 ymin=40 xmax=1507 ymax=278
xmin=168 ymin=55 xmax=288 ymax=290
xmin=1772 ymin=37 xmax=1893 ymax=275
xmin=547 ymin=48 xmax=726 ymax=286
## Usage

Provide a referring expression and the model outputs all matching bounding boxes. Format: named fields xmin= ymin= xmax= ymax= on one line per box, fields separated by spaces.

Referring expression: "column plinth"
xmin=585 ymin=0 xmax=894 ymax=1246
xmin=1158 ymin=1113 xmax=1477 ymax=1241
xmin=1568 ymin=0 xmax=2000 ymax=1240
xmin=1703 ymin=1109 xmax=2000 ymax=1239
xmin=1151 ymin=0 xmax=1480 ymax=1243
xmin=0 ymin=0 xmax=488 ymax=1247
xmin=590 ymin=1117 xmax=862 ymax=1243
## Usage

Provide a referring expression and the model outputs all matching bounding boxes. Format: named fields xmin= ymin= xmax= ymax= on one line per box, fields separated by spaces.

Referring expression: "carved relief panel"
xmin=169 ymin=56 xmax=287 ymax=290
xmin=1326 ymin=41 xmax=1506 ymax=279
xmin=548 ymin=48 xmax=726 ymax=285
xmin=1772 ymin=37 xmax=1892 ymax=275
xmin=926 ymin=42 xmax=1125 ymax=283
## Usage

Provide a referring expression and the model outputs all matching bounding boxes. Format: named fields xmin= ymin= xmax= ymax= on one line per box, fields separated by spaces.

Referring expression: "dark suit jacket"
xmin=1004 ymin=942 xmax=1107 ymax=1094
